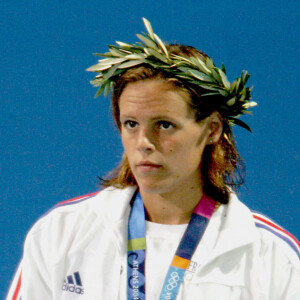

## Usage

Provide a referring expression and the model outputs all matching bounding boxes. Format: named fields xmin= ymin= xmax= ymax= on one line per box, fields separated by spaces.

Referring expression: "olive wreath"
xmin=87 ymin=18 xmax=257 ymax=132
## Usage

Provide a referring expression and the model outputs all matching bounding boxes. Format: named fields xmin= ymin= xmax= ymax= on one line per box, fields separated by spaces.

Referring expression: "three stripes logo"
xmin=62 ymin=271 xmax=84 ymax=295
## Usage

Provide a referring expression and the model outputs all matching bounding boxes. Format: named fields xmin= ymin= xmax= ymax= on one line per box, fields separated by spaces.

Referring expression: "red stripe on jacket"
xmin=253 ymin=214 xmax=300 ymax=248
xmin=12 ymin=271 xmax=22 ymax=300
xmin=56 ymin=191 xmax=99 ymax=206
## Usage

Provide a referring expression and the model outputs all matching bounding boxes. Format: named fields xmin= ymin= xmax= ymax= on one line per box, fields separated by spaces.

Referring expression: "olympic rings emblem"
xmin=166 ymin=272 xmax=180 ymax=291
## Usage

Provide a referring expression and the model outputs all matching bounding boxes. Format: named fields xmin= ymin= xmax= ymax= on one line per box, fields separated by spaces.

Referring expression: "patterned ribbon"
xmin=127 ymin=193 xmax=146 ymax=300
xmin=127 ymin=192 xmax=217 ymax=300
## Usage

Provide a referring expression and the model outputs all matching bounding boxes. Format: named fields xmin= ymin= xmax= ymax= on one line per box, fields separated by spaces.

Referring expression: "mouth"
xmin=136 ymin=161 xmax=162 ymax=172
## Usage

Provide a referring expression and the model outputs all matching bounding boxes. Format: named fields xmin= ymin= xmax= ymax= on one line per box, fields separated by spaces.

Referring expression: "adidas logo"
xmin=62 ymin=271 xmax=84 ymax=295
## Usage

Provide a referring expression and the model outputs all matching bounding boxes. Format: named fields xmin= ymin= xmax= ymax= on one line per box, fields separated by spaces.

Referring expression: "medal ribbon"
xmin=127 ymin=192 xmax=217 ymax=300
xmin=127 ymin=193 xmax=146 ymax=300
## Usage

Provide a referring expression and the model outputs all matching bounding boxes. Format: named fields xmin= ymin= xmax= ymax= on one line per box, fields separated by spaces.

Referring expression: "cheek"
xmin=120 ymin=133 xmax=126 ymax=147
xmin=121 ymin=133 xmax=131 ymax=153
xmin=164 ymin=138 xmax=206 ymax=171
xmin=164 ymin=136 xmax=201 ymax=154
xmin=162 ymin=142 xmax=190 ymax=164
xmin=161 ymin=139 xmax=180 ymax=154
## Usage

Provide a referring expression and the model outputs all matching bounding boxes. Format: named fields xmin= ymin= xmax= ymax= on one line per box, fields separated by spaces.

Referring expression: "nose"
xmin=137 ymin=127 xmax=155 ymax=154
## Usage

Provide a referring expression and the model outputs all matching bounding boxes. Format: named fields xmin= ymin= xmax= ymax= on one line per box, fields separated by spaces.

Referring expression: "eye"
xmin=158 ymin=121 xmax=175 ymax=130
xmin=124 ymin=120 xmax=138 ymax=129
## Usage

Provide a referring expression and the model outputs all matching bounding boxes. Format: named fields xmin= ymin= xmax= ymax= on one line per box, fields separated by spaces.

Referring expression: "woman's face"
xmin=119 ymin=79 xmax=214 ymax=196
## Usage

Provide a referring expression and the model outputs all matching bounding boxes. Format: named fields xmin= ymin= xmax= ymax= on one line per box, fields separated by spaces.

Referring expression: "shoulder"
xmin=231 ymin=195 xmax=299 ymax=264
xmin=249 ymin=210 xmax=300 ymax=298
xmin=8 ymin=187 xmax=136 ymax=299
xmin=252 ymin=210 xmax=300 ymax=264
xmin=222 ymin=195 xmax=300 ymax=297
xmin=25 ymin=186 xmax=136 ymax=243
xmin=223 ymin=194 xmax=299 ymax=266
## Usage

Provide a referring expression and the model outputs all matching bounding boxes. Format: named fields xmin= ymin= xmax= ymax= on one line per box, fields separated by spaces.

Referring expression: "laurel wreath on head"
xmin=87 ymin=18 xmax=257 ymax=132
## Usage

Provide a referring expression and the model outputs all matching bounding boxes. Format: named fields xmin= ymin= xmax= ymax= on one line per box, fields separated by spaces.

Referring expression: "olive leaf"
xmin=227 ymin=117 xmax=252 ymax=132
xmin=136 ymin=34 xmax=158 ymax=50
xmin=118 ymin=60 xmax=145 ymax=69
xmin=146 ymin=48 xmax=169 ymax=63
xmin=143 ymin=17 xmax=155 ymax=40
xmin=218 ymin=69 xmax=231 ymax=90
xmin=188 ymin=69 xmax=212 ymax=82
xmin=154 ymin=33 xmax=169 ymax=57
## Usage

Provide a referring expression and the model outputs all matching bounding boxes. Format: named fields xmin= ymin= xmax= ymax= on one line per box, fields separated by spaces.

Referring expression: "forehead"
xmin=119 ymin=79 xmax=192 ymax=117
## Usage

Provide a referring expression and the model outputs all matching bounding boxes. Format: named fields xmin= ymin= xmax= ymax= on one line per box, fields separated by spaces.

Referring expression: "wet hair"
xmin=101 ymin=45 xmax=245 ymax=204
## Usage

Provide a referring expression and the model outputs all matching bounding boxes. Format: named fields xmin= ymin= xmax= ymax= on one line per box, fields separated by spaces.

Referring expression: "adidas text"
xmin=62 ymin=282 xmax=84 ymax=294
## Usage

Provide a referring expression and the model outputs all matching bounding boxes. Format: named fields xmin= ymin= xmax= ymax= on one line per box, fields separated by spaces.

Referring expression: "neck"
xmin=140 ymin=185 xmax=204 ymax=225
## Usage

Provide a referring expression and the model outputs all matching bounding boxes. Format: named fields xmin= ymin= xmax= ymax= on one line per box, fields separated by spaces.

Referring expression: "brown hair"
xmin=102 ymin=45 xmax=245 ymax=204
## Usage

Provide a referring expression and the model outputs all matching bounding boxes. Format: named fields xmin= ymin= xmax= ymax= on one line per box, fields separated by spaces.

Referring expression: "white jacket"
xmin=7 ymin=187 xmax=300 ymax=300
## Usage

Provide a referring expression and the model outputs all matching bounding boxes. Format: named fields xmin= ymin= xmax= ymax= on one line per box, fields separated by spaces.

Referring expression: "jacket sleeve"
xmin=6 ymin=263 xmax=22 ymax=300
xmin=266 ymin=232 xmax=300 ymax=299
xmin=278 ymin=264 xmax=300 ymax=300
xmin=6 ymin=226 xmax=52 ymax=299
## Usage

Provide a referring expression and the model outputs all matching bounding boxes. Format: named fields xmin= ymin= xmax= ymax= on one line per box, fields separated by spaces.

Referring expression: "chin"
xmin=136 ymin=178 xmax=174 ymax=195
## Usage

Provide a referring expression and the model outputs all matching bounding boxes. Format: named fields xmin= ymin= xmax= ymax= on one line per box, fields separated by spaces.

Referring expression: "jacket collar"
xmin=92 ymin=186 xmax=136 ymax=222
xmin=93 ymin=187 xmax=258 ymax=260
xmin=194 ymin=193 xmax=259 ymax=265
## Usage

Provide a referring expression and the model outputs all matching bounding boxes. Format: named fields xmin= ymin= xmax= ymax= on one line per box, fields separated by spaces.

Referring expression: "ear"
xmin=207 ymin=111 xmax=223 ymax=144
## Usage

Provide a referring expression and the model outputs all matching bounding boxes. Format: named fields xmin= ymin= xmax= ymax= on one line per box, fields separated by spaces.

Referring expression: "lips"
xmin=136 ymin=161 xmax=162 ymax=172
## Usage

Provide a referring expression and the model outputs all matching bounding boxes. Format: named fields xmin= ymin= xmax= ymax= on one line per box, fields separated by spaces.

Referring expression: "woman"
xmin=7 ymin=18 xmax=299 ymax=300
